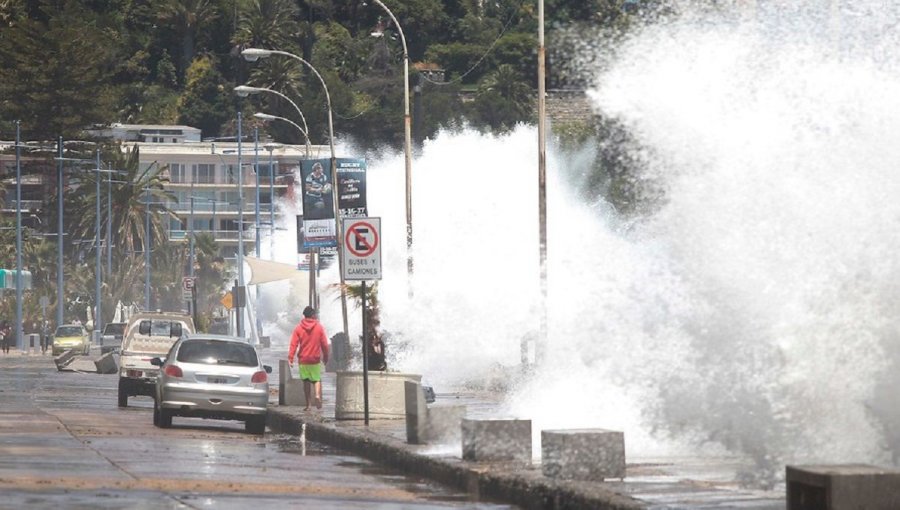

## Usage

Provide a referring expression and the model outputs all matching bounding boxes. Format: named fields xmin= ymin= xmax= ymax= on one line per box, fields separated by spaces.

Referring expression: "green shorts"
xmin=298 ymin=363 xmax=322 ymax=382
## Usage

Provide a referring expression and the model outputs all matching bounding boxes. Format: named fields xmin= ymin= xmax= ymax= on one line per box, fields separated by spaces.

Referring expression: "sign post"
xmin=342 ymin=217 xmax=382 ymax=426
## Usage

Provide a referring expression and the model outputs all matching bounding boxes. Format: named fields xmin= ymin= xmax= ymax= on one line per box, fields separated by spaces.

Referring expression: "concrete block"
xmin=787 ymin=464 xmax=900 ymax=510
xmin=425 ymin=405 xmax=466 ymax=443
xmin=462 ymin=418 xmax=531 ymax=463
xmin=336 ymin=371 xmax=421 ymax=420
xmin=542 ymin=428 xmax=625 ymax=481
xmin=93 ymin=352 xmax=118 ymax=374
xmin=278 ymin=359 xmax=308 ymax=407
xmin=405 ymin=380 xmax=428 ymax=444
xmin=54 ymin=349 xmax=76 ymax=371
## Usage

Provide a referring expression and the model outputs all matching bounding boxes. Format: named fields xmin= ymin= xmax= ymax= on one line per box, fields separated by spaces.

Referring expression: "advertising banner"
xmin=299 ymin=158 xmax=368 ymax=250
xmin=300 ymin=159 xmax=336 ymax=247
xmin=336 ymin=158 xmax=367 ymax=218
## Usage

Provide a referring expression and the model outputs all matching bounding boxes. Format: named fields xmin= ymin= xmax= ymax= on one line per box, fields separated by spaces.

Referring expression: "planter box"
xmin=335 ymin=371 xmax=421 ymax=420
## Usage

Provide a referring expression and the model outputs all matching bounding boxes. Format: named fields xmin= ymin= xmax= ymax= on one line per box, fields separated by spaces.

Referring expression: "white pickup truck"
xmin=118 ymin=312 xmax=195 ymax=407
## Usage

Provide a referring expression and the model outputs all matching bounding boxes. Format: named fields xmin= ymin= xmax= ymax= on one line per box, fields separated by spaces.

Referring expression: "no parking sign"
xmin=342 ymin=217 xmax=382 ymax=281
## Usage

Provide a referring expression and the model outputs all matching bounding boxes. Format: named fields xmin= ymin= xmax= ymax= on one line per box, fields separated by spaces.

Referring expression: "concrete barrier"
xmin=278 ymin=359 xmax=308 ymax=407
xmin=426 ymin=405 xmax=466 ymax=443
xmin=405 ymin=380 xmax=465 ymax=444
xmin=336 ymin=371 xmax=421 ymax=420
xmin=405 ymin=380 xmax=428 ymax=443
xmin=53 ymin=349 xmax=76 ymax=371
xmin=542 ymin=428 xmax=625 ymax=481
xmin=462 ymin=418 xmax=531 ymax=463
xmin=786 ymin=464 xmax=900 ymax=510
xmin=93 ymin=352 xmax=118 ymax=374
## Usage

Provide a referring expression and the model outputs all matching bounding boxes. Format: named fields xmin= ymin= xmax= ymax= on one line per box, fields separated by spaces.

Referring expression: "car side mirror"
xmin=263 ymin=365 xmax=272 ymax=374
xmin=150 ymin=357 xmax=163 ymax=367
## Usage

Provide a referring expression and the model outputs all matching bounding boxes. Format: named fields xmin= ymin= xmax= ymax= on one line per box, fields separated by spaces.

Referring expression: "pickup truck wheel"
xmin=117 ymin=379 xmax=128 ymax=408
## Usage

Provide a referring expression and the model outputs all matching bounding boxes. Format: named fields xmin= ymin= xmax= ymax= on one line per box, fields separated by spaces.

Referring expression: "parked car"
xmin=151 ymin=334 xmax=270 ymax=435
xmin=52 ymin=324 xmax=90 ymax=355
xmin=118 ymin=312 xmax=195 ymax=408
xmin=100 ymin=322 xmax=127 ymax=354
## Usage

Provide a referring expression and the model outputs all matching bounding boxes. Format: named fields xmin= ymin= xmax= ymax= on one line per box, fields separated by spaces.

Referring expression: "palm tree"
xmin=233 ymin=0 xmax=300 ymax=50
xmin=69 ymin=145 xmax=176 ymax=263
xmin=471 ymin=64 xmax=534 ymax=131
xmin=192 ymin=232 xmax=230 ymax=330
xmin=332 ymin=281 xmax=387 ymax=371
xmin=156 ymin=0 xmax=220 ymax=80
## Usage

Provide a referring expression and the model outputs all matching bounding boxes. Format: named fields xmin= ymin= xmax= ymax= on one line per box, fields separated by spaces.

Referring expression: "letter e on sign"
xmin=342 ymin=217 xmax=382 ymax=281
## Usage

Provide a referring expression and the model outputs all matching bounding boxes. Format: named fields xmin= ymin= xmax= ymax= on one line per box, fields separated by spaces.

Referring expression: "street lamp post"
xmin=264 ymin=142 xmax=280 ymax=259
xmin=253 ymin=112 xmax=311 ymax=158
xmin=57 ymin=137 xmax=64 ymax=327
xmin=144 ymin=188 xmax=151 ymax=310
xmin=15 ymin=121 xmax=23 ymax=351
xmin=242 ymin=47 xmax=349 ymax=342
xmin=254 ymin=127 xmax=261 ymax=259
xmin=235 ymin=85 xmax=311 ymax=158
xmin=237 ymin=111 xmax=246 ymax=338
xmin=371 ymin=0 xmax=414 ymax=296
xmin=107 ymin=163 xmax=113 ymax=275
xmin=537 ymin=0 xmax=548 ymax=364
xmin=251 ymin=113 xmax=319 ymax=309
xmin=95 ymin=149 xmax=103 ymax=335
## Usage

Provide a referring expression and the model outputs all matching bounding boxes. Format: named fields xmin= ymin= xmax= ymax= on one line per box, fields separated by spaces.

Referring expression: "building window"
xmin=195 ymin=163 xmax=215 ymax=184
xmin=170 ymin=163 xmax=186 ymax=183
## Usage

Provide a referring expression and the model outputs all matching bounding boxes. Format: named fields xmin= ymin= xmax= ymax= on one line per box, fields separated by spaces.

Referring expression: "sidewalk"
xmin=265 ymin=371 xmax=784 ymax=510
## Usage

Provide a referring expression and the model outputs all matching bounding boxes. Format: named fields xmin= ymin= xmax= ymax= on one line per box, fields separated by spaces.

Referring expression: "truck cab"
xmin=117 ymin=312 xmax=195 ymax=407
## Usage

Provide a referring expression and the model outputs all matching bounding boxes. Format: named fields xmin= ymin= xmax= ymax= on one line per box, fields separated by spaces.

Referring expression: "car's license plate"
xmin=127 ymin=370 xmax=142 ymax=378
xmin=208 ymin=376 xmax=227 ymax=384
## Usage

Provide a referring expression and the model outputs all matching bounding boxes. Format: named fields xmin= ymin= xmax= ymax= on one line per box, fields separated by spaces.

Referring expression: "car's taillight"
xmin=164 ymin=365 xmax=183 ymax=378
xmin=251 ymin=371 xmax=267 ymax=383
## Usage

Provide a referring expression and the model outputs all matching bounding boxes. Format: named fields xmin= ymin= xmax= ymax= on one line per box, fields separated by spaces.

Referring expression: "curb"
xmin=267 ymin=408 xmax=644 ymax=510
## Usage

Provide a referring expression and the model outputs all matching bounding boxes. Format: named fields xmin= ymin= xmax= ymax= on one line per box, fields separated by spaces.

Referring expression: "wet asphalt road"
xmin=0 ymin=353 xmax=516 ymax=509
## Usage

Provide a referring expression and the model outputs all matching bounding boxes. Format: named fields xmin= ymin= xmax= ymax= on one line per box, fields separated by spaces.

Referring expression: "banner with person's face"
xmin=300 ymin=159 xmax=336 ymax=247
xmin=299 ymin=158 xmax=368 ymax=249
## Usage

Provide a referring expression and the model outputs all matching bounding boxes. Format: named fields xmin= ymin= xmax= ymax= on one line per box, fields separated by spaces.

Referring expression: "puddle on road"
xmin=273 ymin=435 xmax=515 ymax=508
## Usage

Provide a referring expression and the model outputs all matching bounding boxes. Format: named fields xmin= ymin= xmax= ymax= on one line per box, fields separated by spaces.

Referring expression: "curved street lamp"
xmin=235 ymin=85 xmax=311 ymax=158
xmin=254 ymin=113 xmax=318 ymax=309
xmin=370 ymin=0 xmax=414 ymax=296
xmin=241 ymin=47 xmax=349 ymax=342
xmin=253 ymin=113 xmax=311 ymax=158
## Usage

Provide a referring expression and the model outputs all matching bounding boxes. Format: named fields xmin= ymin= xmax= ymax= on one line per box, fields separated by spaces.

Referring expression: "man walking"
xmin=288 ymin=306 xmax=330 ymax=411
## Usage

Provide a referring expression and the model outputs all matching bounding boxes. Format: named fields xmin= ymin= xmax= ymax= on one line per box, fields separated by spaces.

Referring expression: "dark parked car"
xmin=100 ymin=322 xmax=127 ymax=354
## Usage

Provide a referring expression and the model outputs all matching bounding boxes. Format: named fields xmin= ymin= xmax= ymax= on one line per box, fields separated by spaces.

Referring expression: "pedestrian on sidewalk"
xmin=0 ymin=320 xmax=11 ymax=354
xmin=288 ymin=306 xmax=330 ymax=411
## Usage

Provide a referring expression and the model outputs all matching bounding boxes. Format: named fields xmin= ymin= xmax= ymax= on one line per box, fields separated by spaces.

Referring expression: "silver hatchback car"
xmin=151 ymin=334 xmax=271 ymax=435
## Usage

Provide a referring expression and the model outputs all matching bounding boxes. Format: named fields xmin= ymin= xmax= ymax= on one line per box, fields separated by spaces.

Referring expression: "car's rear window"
xmin=176 ymin=340 xmax=258 ymax=367
xmin=104 ymin=323 xmax=126 ymax=335
xmin=56 ymin=326 xmax=83 ymax=337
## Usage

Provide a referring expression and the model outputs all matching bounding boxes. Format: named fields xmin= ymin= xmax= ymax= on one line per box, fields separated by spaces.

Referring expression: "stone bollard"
xmin=542 ymin=428 xmax=626 ymax=481
xmin=786 ymin=464 xmax=900 ymax=510
xmin=406 ymin=381 xmax=467 ymax=444
xmin=278 ymin=359 xmax=307 ymax=407
xmin=425 ymin=405 xmax=466 ymax=443
xmin=462 ymin=418 xmax=531 ymax=463
xmin=405 ymin=380 xmax=428 ymax=444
